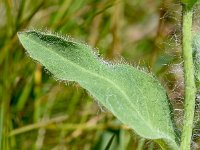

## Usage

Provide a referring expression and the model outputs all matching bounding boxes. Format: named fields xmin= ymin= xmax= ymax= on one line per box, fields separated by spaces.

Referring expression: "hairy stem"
xmin=180 ymin=5 xmax=196 ymax=150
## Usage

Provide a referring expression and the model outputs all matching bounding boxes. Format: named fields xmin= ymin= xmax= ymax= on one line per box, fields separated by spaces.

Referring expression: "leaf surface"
xmin=193 ymin=32 xmax=200 ymax=88
xmin=18 ymin=30 xmax=178 ymax=149
xmin=181 ymin=0 xmax=198 ymax=9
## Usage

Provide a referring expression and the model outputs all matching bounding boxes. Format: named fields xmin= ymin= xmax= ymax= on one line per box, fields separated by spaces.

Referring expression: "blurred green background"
xmin=0 ymin=0 xmax=200 ymax=149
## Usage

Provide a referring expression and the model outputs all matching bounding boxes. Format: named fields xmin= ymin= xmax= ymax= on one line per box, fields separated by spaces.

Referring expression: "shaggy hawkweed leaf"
xmin=18 ymin=30 xmax=179 ymax=149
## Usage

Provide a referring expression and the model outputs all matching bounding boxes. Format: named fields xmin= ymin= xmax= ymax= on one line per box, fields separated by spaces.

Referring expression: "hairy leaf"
xmin=18 ymin=30 xmax=179 ymax=149
xmin=193 ymin=32 xmax=200 ymax=88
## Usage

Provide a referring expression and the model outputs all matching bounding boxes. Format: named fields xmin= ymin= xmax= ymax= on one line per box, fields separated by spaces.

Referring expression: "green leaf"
xmin=18 ymin=30 xmax=179 ymax=149
xmin=181 ymin=0 xmax=198 ymax=9
xmin=193 ymin=32 xmax=200 ymax=88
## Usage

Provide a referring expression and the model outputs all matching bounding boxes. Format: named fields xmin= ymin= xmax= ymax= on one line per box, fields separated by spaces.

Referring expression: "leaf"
xmin=193 ymin=32 xmax=200 ymax=88
xmin=18 ymin=30 xmax=179 ymax=149
xmin=181 ymin=0 xmax=198 ymax=9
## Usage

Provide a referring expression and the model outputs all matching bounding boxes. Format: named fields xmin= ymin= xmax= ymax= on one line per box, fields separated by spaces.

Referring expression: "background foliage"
xmin=0 ymin=0 xmax=200 ymax=149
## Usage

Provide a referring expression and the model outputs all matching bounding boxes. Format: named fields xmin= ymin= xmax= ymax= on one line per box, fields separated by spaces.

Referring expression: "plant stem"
xmin=180 ymin=5 xmax=196 ymax=150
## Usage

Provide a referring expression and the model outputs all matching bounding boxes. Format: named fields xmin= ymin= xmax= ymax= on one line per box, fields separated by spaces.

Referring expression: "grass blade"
xmin=104 ymin=134 xmax=115 ymax=150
